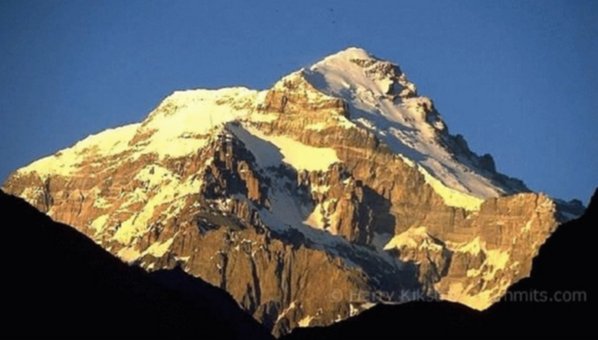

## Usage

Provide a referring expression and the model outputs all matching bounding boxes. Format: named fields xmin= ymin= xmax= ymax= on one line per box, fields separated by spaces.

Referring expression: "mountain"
xmin=0 ymin=190 xmax=272 ymax=339
xmin=2 ymin=47 xmax=583 ymax=335
xmin=284 ymin=188 xmax=596 ymax=339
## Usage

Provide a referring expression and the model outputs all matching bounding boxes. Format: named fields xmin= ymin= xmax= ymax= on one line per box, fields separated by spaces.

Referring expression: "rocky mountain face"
xmin=284 ymin=188 xmax=597 ymax=339
xmin=2 ymin=47 xmax=582 ymax=336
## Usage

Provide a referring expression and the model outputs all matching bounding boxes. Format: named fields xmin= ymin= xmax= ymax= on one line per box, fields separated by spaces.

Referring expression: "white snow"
xmin=449 ymin=236 xmax=483 ymax=255
xmin=75 ymin=124 xmax=141 ymax=155
xmin=138 ymin=87 xmax=260 ymax=158
xmin=9 ymin=49 xmax=537 ymax=311
xmin=248 ymin=112 xmax=278 ymax=123
xmin=227 ymin=124 xmax=283 ymax=168
xmin=18 ymin=123 xmax=140 ymax=177
xmin=480 ymin=248 xmax=510 ymax=279
xmin=441 ymin=236 xmax=513 ymax=309
xmin=246 ymin=126 xmax=340 ymax=171
xmin=15 ymin=88 xmax=255 ymax=249
xmin=297 ymin=315 xmax=314 ymax=327
xmin=384 ymin=226 xmax=443 ymax=253
xmin=93 ymin=195 xmax=111 ymax=209
xmin=304 ymin=204 xmax=326 ymax=229
xmin=143 ymin=238 xmax=174 ymax=258
xmin=448 ymin=237 xmax=510 ymax=281
xmin=134 ymin=165 xmax=175 ymax=188
xmin=90 ymin=214 xmax=109 ymax=232
xmin=114 ymin=168 xmax=203 ymax=244
xmin=259 ymin=180 xmax=314 ymax=235
xmin=302 ymin=47 xmax=520 ymax=203
xmin=276 ymin=301 xmax=297 ymax=323
xmin=15 ymin=47 xmax=512 ymax=216
xmin=418 ymin=165 xmax=484 ymax=211
xmin=117 ymin=247 xmax=141 ymax=263
xmin=18 ymin=187 xmax=44 ymax=207
xmin=17 ymin=87 xmax=263 ymax=181
xmin=230 ymin=123 xmax=340 ymax=172
xmin=256 ymin=174 xmax=391 ymax=270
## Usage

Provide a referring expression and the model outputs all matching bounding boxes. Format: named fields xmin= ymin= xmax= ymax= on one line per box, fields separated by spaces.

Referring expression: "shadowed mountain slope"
xmin=0 ymin=190 xmax=271 ymax=339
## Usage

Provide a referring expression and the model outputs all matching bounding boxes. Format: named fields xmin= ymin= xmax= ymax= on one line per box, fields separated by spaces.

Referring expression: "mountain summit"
xmin=306 ymin=47 xmax=527 ymax=202
xmin=2 ymin=48 xmax=578 ymax=335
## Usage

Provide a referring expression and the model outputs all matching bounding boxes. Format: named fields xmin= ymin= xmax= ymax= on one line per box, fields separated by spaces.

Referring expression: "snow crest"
xmin=302 ymin=47 xmax=522 ymax=208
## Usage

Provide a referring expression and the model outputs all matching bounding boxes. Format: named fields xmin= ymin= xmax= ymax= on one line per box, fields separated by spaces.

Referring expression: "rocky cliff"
xmin=283 ymin=188 xmax=597 ymax=339
xmin=2 ymin=47 xmax=581 ymax=336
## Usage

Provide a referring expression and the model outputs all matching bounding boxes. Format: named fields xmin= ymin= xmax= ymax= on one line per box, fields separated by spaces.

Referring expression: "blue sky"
xmin=1 ymin=0 xmax=596 ymax=202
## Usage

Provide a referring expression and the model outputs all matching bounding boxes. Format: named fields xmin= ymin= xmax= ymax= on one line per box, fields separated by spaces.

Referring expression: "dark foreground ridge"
xmin=0 ymin=190 xmax=272 ymax=339
xmin=285 ymin=188 xmax=597 ymax=339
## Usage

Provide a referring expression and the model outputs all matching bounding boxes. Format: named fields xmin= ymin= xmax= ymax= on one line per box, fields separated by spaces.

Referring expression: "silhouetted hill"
xmin=0 ymin=190 xmax=272 ymax=339
xmin=285 ymin=189 xmax=597 ymax=339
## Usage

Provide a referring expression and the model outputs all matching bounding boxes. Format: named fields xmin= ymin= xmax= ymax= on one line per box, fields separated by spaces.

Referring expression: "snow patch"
xmin=441 ymin=237 xmax=513 ymax=309
xmin=249 ymin=127 xmax=340 ymax=171
xmin=139 ymin=87 xmax=259 ymax=158
xmin=418 ymin=165 xmax=483 ymax=211
xmin=304 ymin=204 xmax=326 ymax=229
xmin=113 ymin=171 xmax=203 ymax=244
xmin=227 ymin=124 xmax=283 ymax=168
xmin=298 ymin=315 xmax=314 ymax=327
xmin=18 ymin=124 xmax=139 ymax=177
xmin=117 ymin=247 xmax=141 ymax=263
xmin=384 ymin=226 xmax=443 ymax=253
xmin=134 ymin=165 xmax=176 ymax=188
xmin=233 ymin=124 xmax=340 ymax=172
xmin=143 ymin=238 xmax=174 ymax=258
xmin=450 ymin=237 xmax=483 ymax=255
xmin=90 ymin=214 xmax=108 ymax=232
xmin=276 ymin=302 xmax=297 ymax=323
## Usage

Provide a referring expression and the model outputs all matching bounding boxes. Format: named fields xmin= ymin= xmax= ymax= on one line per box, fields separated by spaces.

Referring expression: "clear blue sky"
xmin=1 ymin=0 xmax=596 ymax=202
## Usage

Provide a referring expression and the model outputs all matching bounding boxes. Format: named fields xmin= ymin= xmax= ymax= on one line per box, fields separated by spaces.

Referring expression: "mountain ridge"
xmin=2 ymin=47 xmax=578 ymax=335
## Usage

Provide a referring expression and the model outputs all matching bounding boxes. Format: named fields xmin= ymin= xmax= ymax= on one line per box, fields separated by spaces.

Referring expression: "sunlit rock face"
xmin=3 ymin=47 xmax=578 ymax=336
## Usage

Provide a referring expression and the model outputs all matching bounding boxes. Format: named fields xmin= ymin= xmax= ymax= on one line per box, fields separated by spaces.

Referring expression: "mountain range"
xmin=1 ymin=47 xmax=585 ymax=336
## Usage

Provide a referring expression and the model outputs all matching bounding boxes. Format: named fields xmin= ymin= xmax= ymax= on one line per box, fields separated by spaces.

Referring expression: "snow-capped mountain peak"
xmin=4 ymin=47 xmax=564 ymax=336
xmin=306 ymin=47 xmax=417 ymax=102
xmin=301 ymin=48 xmax=526 ymax=205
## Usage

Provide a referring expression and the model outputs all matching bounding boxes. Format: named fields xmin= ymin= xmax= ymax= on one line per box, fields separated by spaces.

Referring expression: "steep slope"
xmin=0 ymin=190 xmax=272 ymax=339
xmin=2 ymin=47 xmax=578 ymax=335
xmin=303 ymin=47 xmax=526 ymax=201
xmin=283 ymin=188 xmax=596 ymax=339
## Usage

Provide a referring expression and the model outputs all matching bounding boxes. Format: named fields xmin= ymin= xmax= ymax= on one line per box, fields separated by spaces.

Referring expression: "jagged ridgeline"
xmin=2 ymin=48 xmax=583 ymax=336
